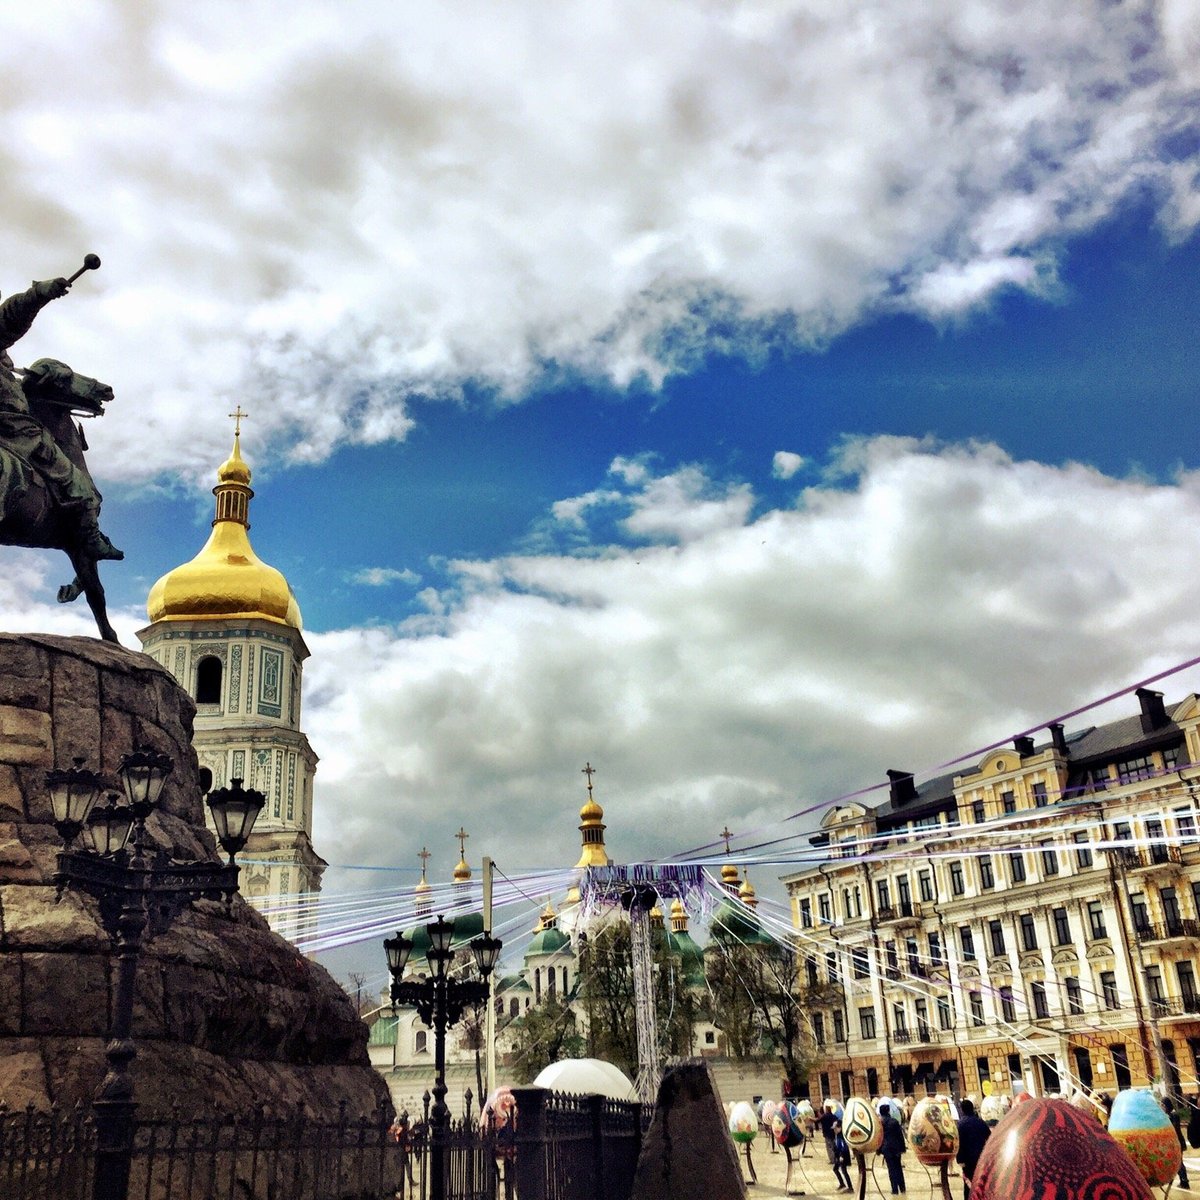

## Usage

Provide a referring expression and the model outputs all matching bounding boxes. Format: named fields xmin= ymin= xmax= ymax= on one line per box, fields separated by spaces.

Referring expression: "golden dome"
xmin=146 ymin=433 xmax=302 ymax=629
xmin=670 ymin=898 xmax=689 ymax=932
xmin=453 ymin=856 xmax=472 ymax=883
xmin=536 ymin=898 xmax=557 ymax=931
xmin=720 ymin=861 xmax=741 ymax=890
xmin=739 ymin=872 xmax=759 ymax=908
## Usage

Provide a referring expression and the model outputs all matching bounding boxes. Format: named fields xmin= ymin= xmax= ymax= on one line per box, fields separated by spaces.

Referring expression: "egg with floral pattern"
xmin=908 ymin=1097 xmax=959 ymax=1165
xmin=1107 ymin=1089 xmax=1181 ymax=1187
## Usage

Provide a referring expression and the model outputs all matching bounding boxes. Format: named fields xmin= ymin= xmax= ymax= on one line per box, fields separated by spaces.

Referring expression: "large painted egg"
xmin=908 ymin=1097 xmax=959 ymax=1165
xmin=1107 ymin=1089 xmax=1181 ymax=1187
xmin=772 ymin=1102 xmax=805 ymax=1148
xmin=980 ymin=1094 xmax=1005 ymax=1125
xmin=729 ymin=1100 xmax=759 ymax=1145
xmin=760 ymin=1100 xmax=778 ymax=1127
xmin=843 ymin=1097 xmax=883 ymax=1154
xmin=973 ymin=1098 xmax=1152 ymax=1200
xmin=795 ymin=1099 xmax=815 ymax=1121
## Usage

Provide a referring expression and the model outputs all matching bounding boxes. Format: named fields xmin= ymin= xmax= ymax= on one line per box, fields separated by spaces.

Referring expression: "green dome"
xmin=401 ymin=911 xmax=486 ymax=967
xmin=710 ymin=898 xmax=762 ymax=946
xmin=667 ymin=930 xmax=706 ymax=985
xmin=525 ymin=925 xmax=571 ymax=959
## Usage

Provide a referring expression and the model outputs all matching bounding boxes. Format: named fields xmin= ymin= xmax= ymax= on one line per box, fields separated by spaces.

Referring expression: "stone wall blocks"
xmin=50 ymin=700 xmax=103 ymax=768
xmin=0 ymin=706 xmax=52 ymax=766
xmin=0 ymin=883 xmax=105 ymax=953
xmin=0 ymin=1040 xmax=52 ymax=1110
xmin=21 ymin=950 xmax=109 ymax=1037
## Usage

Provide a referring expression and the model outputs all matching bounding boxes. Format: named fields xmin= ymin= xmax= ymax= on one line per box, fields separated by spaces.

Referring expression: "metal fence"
xmin=0 ymin=1088 xmax=646 ymax=1200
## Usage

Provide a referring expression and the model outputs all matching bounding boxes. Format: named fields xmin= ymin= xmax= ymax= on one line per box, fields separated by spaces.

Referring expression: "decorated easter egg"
xmin=729 ymin=1100 xmax=759 ymax=1145
xmin=843 ymin=1096 xmax=883 ymax=1154
xmin=772 ymin=1102 xmax=805 ymax=1148
xmin=908 ymin=1096 xmax=959 ymax=1165
xmin=1107 ymin=1089 xmax=1181 ymax=1187
xmin=795 ymin=1099 xmax=815 ymax=1121
xmin=973 ymin=1098 xmax=1152 ymax=1200
xmin=979 ymin=1094 xmax=1005 ymax=1125
xmin=760 ymin=1099 xmax=778 ymax=1125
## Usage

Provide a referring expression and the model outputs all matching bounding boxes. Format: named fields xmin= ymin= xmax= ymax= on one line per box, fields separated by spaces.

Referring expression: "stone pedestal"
xmin=0 ymin=633 xmax=389 ymax=1120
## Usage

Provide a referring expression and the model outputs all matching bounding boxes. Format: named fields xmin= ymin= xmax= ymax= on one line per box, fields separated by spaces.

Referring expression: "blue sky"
xmin=3 ymin=2 xmax=1200 ymax=979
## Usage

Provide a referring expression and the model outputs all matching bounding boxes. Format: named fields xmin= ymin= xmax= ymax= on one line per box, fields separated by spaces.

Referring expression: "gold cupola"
xmin=575 ymin=762 xmax=611 ymax=870
xmin=147 ymin=425 xmax=301 ymax=629
xmin=452 ymin=826 xmax=472 ymax=883
xmin=536 ymin=898 xmax=558 ymax=931
xmin=739 ymin=871 xmax=759 ymax=909
xmin=719 ymin=824 xmax=741 ymax=893
xmin=670 ymin=898 xmax=689 ymax=932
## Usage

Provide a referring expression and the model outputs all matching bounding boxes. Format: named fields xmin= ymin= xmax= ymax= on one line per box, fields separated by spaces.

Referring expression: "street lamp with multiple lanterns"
xmin=384 ymin=917 xmax=502 ymax=1200
xmin=46 ymin=748 xmax=265 ymax=1200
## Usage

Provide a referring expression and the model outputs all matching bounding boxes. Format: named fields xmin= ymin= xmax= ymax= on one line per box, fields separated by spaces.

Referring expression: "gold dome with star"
xmin=146 ymin=432 xmax=302 ymax=629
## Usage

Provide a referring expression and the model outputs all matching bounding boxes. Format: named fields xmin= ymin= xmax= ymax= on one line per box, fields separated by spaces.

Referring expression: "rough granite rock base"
xmin=631 ymin=1061 xmax=747 ymax=1200
xmin=0 ymin=633 xmax=390 ymax=1121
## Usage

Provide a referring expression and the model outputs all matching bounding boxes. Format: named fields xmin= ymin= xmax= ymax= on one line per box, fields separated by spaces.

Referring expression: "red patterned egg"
xmin=909 ymin=1097 xmax=959 ymax=1165
xmin=843 ymin=1097 xmax=883 ymax=1154
xmin=1107 ymin=1089 xmax=1181 ymax=1187
xmin=973 ymin=1098 xmax=1153 ymax=1200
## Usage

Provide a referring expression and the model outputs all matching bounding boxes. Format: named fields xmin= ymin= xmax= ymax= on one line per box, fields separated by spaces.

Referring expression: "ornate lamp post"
xmin=385 ymin=916 xmax=503 ymax=1200
xmin=47 ymin=750 xmax=264 ymax=1200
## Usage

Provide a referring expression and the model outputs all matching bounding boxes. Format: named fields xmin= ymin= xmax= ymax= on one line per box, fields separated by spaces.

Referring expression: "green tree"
xmin=577 ymin=923 xmax=698 ymax=1079
xmin=508 ymin=998 xmax=585 ymax=1084
xmin=704 ymin=938 xmax=817 ymax=1091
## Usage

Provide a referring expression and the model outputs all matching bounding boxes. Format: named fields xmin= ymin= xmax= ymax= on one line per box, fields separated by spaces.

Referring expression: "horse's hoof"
xmin=57 ymin=585 xmax=81 ymax=604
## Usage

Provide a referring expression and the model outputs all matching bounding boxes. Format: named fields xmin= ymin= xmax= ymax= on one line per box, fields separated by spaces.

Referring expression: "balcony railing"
xmin=1134 ymin=918 xmax=1200 ymax=943
xmin=1113 ymin=845 xmax=1183 ymax=871
xmin=877 ymin=902 xmax=922 ymax=925
xmin=1150 ymin=995 xmax=1200 ymax=1018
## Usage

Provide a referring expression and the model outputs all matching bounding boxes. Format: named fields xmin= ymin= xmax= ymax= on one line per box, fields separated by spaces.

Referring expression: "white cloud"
xmin=349 ymin=566 xmax=420 ymax=588
xmin=0 ymin=1 xmax=1194 ymax=479
xmin=268 ymin=438 xmax=1200 ymax=881
xmin=772 ymin=451 xmax=806 ymax=480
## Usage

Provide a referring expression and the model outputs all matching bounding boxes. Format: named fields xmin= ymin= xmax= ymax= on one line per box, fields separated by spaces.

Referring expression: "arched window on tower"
xmin=195 ymin=656 xmax=223 ymax=705
xmin=414 ymin=1030 xmax=428 ymax=1055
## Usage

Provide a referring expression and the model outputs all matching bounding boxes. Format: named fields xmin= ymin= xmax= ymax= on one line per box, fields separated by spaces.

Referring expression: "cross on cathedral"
xmin=228 ymin=405 xmax=249 ymax=436
xmin=582 ymin=761 xmax=596 ymax=795
xmin=720 ymin=825 xmax=734 ymax=855
xmin=417 ymin=846 xmax=430 ymax=879
xmin=455 ymin=827 xmax=469 ymax=859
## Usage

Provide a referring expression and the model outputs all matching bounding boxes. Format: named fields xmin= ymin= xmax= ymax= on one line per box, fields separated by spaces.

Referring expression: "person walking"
xmin=820 ymin=1101 xmax=839 ymax=1171
xmin=879 ymin=1104 xmax=907 ymax=1195
xmin=831 ymin=1120 xmax=854 ymax=1193
xmin=1163 ymin=1097 xmax=1191 ymax=1190
xmin=956 ymin=1099 xmax=991 ymax=1200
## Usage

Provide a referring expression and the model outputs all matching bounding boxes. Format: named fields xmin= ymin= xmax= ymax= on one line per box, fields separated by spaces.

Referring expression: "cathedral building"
xmin=137 ymin=424 xmax=325 ymax=934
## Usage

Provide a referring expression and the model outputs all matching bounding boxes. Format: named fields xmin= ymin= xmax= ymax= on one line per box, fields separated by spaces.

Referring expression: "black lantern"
xmin=117 ymin=747 xmax=173 ymax=814
xmin=384 ymin=930 xmax=414 ymax=980
xmin=81 ymin=796 xmax=135 ymax=858
xmin=469 ymin=932 xmax=502 ymax=979
xmin=427 ymin=915 xmax=455 ymax=962
xmin=205 ymin=778 xmax=266 ymax=863
xmin=45 ymin=756 xmax=104 ymax=843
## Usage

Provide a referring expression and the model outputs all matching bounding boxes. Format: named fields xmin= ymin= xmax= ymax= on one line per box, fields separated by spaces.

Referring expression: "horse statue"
xmin=0 ymin=258 xmax=122 ymax=643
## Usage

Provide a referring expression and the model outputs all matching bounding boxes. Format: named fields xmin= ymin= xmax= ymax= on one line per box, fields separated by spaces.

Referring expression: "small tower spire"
xmin=719 ymin=824 xmax=741 ymax=893
xmin=575 ymin=761 xmax=611 ymax=869
xmin=414 ymin=846 xmax=432 ymax=916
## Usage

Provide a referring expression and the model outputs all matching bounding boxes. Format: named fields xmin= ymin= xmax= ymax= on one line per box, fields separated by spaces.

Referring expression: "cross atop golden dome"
xmin=719 ymin=825 xmax=741 ymax=891
xmin=452 ymin=826 xmax=472 ymax=882
xmin=575 ymin=761 xmax=611 ymax=869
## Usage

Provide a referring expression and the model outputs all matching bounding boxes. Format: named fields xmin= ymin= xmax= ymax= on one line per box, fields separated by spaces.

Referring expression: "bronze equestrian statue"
xmin=0 ymin=257 xmax=123 ymax=643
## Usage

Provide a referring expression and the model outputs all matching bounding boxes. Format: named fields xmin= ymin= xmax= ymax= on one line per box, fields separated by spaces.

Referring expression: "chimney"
xmin=887 ymin=769 xmax=918 ymax=806
xmin=1049 ymin=723 xmax=1068 ymax=755
xmin=1013 ymin=735 xmax=1035 ymax=757
xmin=1137 ymin=688 xmax=1169 ymax=733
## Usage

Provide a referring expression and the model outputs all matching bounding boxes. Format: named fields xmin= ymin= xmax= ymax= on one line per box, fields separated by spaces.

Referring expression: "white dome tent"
xmin=533 ymin=1058 xmax=637 ymax=1101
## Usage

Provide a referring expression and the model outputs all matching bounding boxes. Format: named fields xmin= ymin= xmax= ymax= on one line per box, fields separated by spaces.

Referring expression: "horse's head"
xmin=22 ymin=357 xmax=113 ymax=416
